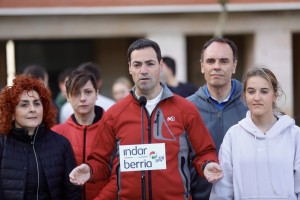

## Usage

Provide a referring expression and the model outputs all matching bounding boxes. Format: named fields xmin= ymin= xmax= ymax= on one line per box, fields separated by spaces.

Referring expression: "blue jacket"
xmin=187 ymin=79 xmax=248 ymax=200
xmin=0 ymin=125 xmax=82 ymax=200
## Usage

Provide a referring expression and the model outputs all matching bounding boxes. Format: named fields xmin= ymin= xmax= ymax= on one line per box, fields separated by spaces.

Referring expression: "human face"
xmin=112 ymin=82 xmax=130 ymax=101
xmin=129 ymin=47 xmax=163 ymax=98
xmin=245 ymin=76 xmax=276 ymax=118
xmin=67 ymin=80 xmax=97 ymax=117
xmin=201 ymin=42 xmax=237 ymax=90
xmin=14 ymin=90 xmax=43 ymax=135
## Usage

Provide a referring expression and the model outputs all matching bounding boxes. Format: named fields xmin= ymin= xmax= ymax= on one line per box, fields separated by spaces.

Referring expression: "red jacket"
xmin=52 ymin=106 xmax=117 ymax=200
xmin=88 ymin=84 xmax=218 ymax=200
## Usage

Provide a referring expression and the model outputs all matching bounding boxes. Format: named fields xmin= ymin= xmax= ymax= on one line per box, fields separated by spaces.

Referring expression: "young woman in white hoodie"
xmin=210 ymin=66 xmax=300 ymax=200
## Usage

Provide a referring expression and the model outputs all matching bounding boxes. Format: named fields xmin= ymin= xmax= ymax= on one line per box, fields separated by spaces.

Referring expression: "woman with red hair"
xmin=0 ymin=74 xmax=81 ymax=200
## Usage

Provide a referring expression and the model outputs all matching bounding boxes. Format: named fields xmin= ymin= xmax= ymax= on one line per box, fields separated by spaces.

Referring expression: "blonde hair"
xmin=113 ymin=77 xmax=132 ymax=89
xmin=242 ymin=66 xmax=285 ymax=115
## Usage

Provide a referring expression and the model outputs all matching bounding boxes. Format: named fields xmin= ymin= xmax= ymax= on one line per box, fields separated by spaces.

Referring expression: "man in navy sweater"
xmin=187 ymin=37 xmax=248 ymax=200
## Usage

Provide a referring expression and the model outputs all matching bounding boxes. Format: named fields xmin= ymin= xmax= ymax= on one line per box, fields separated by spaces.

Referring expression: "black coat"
xmin=0 ymin=125 xmax=82 ymax=200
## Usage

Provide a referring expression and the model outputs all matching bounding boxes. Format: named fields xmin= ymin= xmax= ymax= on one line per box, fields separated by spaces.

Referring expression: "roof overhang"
xmin=0 ymin=3 xmax=300 ymax=16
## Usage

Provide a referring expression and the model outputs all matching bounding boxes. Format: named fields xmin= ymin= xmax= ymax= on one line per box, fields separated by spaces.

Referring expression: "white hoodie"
xmin=210 ymin=111 xmax=300 ymax=200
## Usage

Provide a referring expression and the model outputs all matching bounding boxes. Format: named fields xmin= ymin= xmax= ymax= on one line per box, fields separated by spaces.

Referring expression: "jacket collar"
xmin=130 ymin=82 xmax=174 ymax=103
xmin=71 ymin=105 xmax=104 ymax=126
xmin=196 ymin=79 xmax=243 ymax=102
xmin=11 ymin=124 xmax=46 ymax=143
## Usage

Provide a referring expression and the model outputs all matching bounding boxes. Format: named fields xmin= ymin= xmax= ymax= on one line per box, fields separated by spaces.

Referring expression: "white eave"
xmin=0 ymin=2 xmax=300 ymax=16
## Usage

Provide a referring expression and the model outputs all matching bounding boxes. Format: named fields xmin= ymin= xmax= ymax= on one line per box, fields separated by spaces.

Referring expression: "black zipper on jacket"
xmin=32 ymin=126 xmax=39 ymax=200
xmin=141 ymin=104 xmax=147 ymax=200
xmin=83 ymin=127 xmax=87 ymax=200
xmin=141 ymin=101 xmax=162 ymax=200
xmin=146 ymin=110 xmax=152 ymax=200
xmin=83 ymin=127 xmax=87 ymax=163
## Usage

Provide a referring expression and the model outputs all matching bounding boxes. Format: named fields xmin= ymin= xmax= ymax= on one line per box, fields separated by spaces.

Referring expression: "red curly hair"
xmin=0 ymin=74 xmax=57 ymax=134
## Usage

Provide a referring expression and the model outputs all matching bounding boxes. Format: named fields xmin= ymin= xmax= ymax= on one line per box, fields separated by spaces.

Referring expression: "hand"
xmin=69 ymin=163 xmax=91 ymax=186
xmin=203 ymin=162 xmax=223 ymax=183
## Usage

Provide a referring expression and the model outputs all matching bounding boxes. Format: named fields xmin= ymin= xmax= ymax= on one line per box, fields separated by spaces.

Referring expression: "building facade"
xmin=0 ymin=0 xmax=300 ymax=122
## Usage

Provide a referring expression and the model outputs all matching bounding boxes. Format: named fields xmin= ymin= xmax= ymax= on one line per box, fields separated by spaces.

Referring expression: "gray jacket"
xmin=187 ymin=79 xmax=248 ymax=200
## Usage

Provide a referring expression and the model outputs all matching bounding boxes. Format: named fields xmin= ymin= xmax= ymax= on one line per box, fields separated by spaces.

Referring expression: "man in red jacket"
xmin=70 ymin=38 xmax=223 ymax=200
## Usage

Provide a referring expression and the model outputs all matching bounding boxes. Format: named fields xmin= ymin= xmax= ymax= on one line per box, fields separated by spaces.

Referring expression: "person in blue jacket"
xmin=187 ymin=37 xmax=248 ymax=200
xmin=0 ymin=74 xmax=81 ymax=200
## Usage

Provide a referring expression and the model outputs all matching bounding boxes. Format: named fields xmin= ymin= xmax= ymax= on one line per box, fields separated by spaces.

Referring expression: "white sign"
xmin=119 ymin=143 xmax=166 ymax=172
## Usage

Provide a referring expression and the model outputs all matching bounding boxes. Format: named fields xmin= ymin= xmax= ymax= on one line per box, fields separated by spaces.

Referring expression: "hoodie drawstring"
xmin=255 ymin=132 xmax=279 ymax=200
xmin=204 ymin=98 xmax=212 ymax=120
xmin=266 ymin=134 xmax=279 ymax=195
xmin=254 ymin=133 xmax=260 ymax=200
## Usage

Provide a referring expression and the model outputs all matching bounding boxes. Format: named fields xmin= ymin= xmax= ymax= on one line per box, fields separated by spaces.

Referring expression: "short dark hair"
xmin=162 ymin=56 xmax=176 ymax=76
xmin=57 ymin=68 xmax=73 ymax=84
xmin=23 ymin=65 xmax=48 ymax=81
xmin=77 ymin=62 xmax=101 ymax=81
xmin=200 ymin=37 xmax=238 ymax=61
xmin=127 ymin=39 xmax=161 ymax=62
xmin=65 ymin=69 xmax=97 ymax=97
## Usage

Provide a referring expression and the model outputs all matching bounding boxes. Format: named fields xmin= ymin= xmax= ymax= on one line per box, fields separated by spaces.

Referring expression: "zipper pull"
xmin=154 ymin=111 xmax=160 ymax=123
